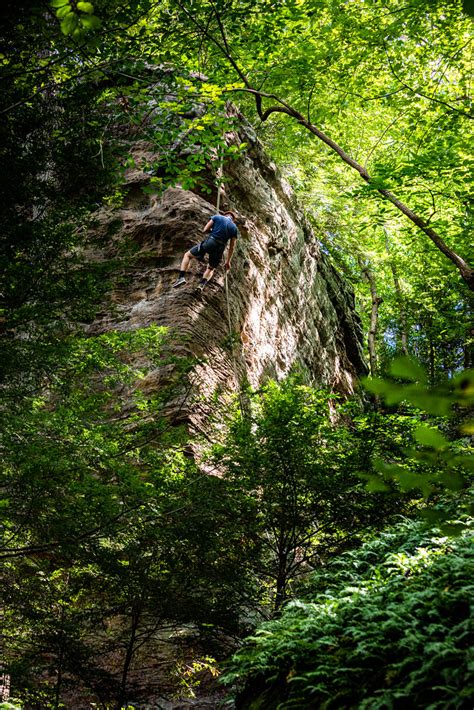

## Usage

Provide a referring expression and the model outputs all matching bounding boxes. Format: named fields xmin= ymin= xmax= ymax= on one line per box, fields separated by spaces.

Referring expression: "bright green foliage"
xmin=212 ymin=376 xmax=412 ymax=611
xmin=164 ymin=0 xmax=472 ymax=368
xmin=1 ymin=1 xmax=472 ymax=705
xmin=224 ymin=516 xmax=474 ymax=709
xmin=3 ymin=0 xmax=472 ymax=374
xmin=365 ymin=356 xmax=473 ymax=415
xmin=363 ymin=358 xmax=473 ymax=513
xmin=159 ymin=0 xmax=472 ymax=267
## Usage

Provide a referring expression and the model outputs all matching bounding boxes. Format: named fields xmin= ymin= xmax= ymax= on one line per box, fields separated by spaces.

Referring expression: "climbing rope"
xmin=224 ymin=269 xmax=233 ymax=340
xmin=215 ymin=150 xmax=234 ymax=342
xmin=216 ymin=148 xmax=223 ymax=214
xmin=215 ymin=148 xmax=245 ymax=416
xmin=225 ymin=267 xmax=246 ymax=417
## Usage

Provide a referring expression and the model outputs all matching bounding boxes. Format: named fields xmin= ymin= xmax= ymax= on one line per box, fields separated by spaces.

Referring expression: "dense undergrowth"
xmin=225 ymin=514 xmax=474 ymax=709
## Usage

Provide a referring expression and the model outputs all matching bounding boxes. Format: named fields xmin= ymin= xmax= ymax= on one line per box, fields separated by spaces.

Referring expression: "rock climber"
xmin=172 ymin=211 xmax=239 ymax=292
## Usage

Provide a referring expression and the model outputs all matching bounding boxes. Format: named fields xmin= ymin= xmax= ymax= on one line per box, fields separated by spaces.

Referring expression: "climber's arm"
xmin=225 ymin=237 xmax=236 ymax=271
xmin=203 ymin=219 xmax=213 ymax=233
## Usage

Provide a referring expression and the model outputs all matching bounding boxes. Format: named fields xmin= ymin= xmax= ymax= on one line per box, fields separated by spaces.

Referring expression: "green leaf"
xmin=448 ymin=454 xmax=474 ymax=472
xmin=374 ymin=459 xmax=432 ymax=496
xmin=362 ymin=376 xmax=396 ymax=397
xmin=79 ymin=14 xmax=101 ymax=30
xmin=439 ymin=522 xmax=466 ymax=536
xmin=373 ymin=459 xmax=406 ymax=478
xmin=454 ymin=370 xmax=474 ymax=405
xmin=365 ymin=476 xmax=391 ymax=492
xmin=414 ymin=425 xmax=449 ymax=450
xmin=395 ymin=470 xmax=433 ymax=497
xmin=460 ymin=420 xmax=474 ymax=435
xmin=418 ymin=507 xmax=449 ymax=523
xmin=50 ymin=0 xmax=69 ymax=6
xmin=438 ymin=471 xmax=465 ymax=491
xmin=60 ymin=12 xmax=78 ymax=34
xmin=403 ymin=388 xmax=452 ymax=416
xmin=389 ymin=356 xmax=427 ymax=384
xmin=56 ymin=5 xmax=72 ymax=19
xmin=77 ymin=1 xmax=94 ymax=13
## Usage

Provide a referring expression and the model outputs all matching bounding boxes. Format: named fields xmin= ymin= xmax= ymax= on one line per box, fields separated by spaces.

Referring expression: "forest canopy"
xmin=1 ymin=0 xmax=473 ymax=707
xmin=3 ymin=0 xmax=472 ymax=374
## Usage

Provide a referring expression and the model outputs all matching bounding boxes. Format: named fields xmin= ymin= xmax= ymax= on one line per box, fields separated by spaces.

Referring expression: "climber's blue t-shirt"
xmin=210 ymin=214 xmax=238 ymax=243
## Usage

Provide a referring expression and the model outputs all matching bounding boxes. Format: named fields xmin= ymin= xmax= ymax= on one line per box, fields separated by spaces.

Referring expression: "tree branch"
xmin=225 ymin=86 xmax=473 ymax=290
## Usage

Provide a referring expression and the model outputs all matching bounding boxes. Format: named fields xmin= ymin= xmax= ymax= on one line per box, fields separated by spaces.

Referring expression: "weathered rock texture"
xmin=88 ymin=117 xmax=366 ymax=434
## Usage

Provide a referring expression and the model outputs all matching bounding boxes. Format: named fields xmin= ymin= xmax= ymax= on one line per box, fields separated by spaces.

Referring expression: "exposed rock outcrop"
xmin=87 ymin=117 xmax=367 ymax=435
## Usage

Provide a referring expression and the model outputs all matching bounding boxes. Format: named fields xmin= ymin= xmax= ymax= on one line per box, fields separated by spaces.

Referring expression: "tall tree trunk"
xmin=384 ymin=228 xmax=409 ymax=355
xmin=427 ymin=317 xmax=436 ymax=385
xmin=0 ymin=670 xmax=10 ymax=702
xmin=360 ymin=259 xmax=382 ymax=376
xmin=116 ymin=605 xmax=141 ymax=710
xmin=464 ymin=326 xmax=473 ymax=369
xmin=274 ymin=548 xmax=288 ymax=613
xmin=429 ymin=340 xmax=435 ymax=385
xmin=54 ymin=643 xmax=64 ymax=710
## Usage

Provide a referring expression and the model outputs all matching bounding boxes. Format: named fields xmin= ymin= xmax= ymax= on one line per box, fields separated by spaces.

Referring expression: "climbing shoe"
xmin=172 ymin=276 xmax=186 ymax=288
xmin=196 ymin=279 xmax=209 ymax=293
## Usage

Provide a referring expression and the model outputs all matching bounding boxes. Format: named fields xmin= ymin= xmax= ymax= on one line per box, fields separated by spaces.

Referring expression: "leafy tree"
xmin=1 ymin=327 xmax=261 ymax=707
xmin=363 ymin=357 xmax=473 ymax=523
xmin=4 ymin=0 xmax=471 ymax=378
xmin=212 ymin=377 xmax=412 ymax=613
xmin=278 ymin=148 xmax=472 ymax=375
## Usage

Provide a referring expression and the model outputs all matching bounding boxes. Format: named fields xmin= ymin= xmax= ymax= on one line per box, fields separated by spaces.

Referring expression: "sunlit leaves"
xmin=414 ymin=424 xmax=449 ymax=450
xmin=77 ymin=1 xmax=94 ymax=12
xmin=389 ymin=355 xmax=427 ymax=383
xmin=49 ymin=0 xmax=101 ymax=36
xmin=362 ymin=358 xmax=473 ymax=501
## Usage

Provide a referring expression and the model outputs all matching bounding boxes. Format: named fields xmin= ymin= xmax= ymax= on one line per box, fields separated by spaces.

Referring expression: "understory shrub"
xmin=224 ymin=516 xmax=473 ymax=709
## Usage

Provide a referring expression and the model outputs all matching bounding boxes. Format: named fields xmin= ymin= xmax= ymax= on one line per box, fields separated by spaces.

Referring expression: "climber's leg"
xmin=196 ymin=243 xmax=224 ymax=291
xmin=180 ymin=250 xmax=193 ymax=272
xmin=173 ymin=248 xmax=202 ymax=288
xmin=196 ymin=266 xmax=214 ymax=292
xmin=174 ymin=238 xmax=223 ymax=291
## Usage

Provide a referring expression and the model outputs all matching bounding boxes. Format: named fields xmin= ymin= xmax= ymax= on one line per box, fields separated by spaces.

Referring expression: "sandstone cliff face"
xmin=87 ymin=118 xmax=366 ymax=435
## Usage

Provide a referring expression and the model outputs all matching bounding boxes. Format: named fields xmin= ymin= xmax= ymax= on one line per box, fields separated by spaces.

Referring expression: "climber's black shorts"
xmin=189 ymin=236 xmax=226 ymax=269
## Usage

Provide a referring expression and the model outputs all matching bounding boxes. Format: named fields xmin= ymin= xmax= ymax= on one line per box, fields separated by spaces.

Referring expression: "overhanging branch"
xmin=169 ymin=1 xmax=473 ymax=289
xmin=225 ymin=87 xmax=473 ymax=290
